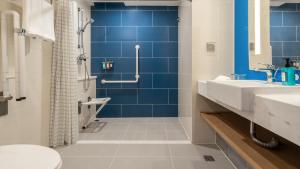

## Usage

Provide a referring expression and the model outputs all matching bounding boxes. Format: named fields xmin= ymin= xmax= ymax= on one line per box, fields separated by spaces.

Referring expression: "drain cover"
xmin=203 ymin=155 xmax=215 ymax=162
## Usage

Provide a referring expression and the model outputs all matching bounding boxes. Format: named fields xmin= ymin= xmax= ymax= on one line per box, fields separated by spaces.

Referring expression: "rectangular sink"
xmin=254 ymin=94 xmax=300 ymax=146
xmin=206 ymin=80 xmax=300 ymax=112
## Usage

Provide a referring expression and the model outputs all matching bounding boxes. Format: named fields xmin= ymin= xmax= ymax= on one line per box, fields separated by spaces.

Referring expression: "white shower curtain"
xmin=50 ymin=0 xmax=78 ymax=147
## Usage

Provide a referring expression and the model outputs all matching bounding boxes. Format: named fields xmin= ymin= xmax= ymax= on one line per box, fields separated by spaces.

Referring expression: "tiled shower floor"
xmin=78 ymin=118 xmax=189 ymax=142
xmin=57 ymin=118 xmax=236 ymax=169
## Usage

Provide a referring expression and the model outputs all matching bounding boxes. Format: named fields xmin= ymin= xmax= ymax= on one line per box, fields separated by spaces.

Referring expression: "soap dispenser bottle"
xmin=281 ymin=58 xmax=296 ymax=86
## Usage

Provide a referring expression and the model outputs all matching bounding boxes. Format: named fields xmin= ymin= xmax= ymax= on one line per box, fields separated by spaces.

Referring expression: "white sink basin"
xmin=254 ymin=94 xmax=300 ymax=146
xmin=206 ymin=80 xmax=300 ymax=112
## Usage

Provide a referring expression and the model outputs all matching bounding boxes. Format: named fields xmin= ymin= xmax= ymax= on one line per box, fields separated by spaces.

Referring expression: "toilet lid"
xmin=0 ymin=144 xmax=62 ymax=169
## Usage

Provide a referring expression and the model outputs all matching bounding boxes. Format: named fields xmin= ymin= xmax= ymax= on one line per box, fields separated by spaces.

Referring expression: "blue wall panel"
xmin=91 ymin=3 xmax=178 ymax=117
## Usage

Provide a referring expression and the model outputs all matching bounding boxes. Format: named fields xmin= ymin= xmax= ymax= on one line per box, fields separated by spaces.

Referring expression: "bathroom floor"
xmin=78 ymin=118 xmax=189 ymax=142
xmin=56 ymin=118 xmax=235 ymax=169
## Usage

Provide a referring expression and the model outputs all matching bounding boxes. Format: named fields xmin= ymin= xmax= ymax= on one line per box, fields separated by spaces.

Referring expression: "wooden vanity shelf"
xmin=201 ymin=112 xmax=300 ymax=169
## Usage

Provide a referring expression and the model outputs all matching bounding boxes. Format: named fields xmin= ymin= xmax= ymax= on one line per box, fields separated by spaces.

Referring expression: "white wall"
xmin=178 ymin=0 xmax=193 ymax=139
xmin=0 ymin=0 xmax=91 ymax=146
xmin=192 ymin=0 xmax=234 ymax=144
xmin=0 ymin=1 xmax=52 ymax=146
xmin=178 ymin=0 xmax=234 ymax=143
xmin=76 ymin=0 xmax=92 ymax=78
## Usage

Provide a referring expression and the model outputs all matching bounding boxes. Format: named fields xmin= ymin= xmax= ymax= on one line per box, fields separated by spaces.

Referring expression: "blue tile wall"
xmin=92 ymin=3 xmax=178 ymax=118
xmin=271 ymin=4 xmax=300 ymax=67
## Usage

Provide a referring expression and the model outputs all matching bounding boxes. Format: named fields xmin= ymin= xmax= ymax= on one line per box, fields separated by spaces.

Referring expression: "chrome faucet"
xmin=255 ymin=63 xmax=276 ymax=84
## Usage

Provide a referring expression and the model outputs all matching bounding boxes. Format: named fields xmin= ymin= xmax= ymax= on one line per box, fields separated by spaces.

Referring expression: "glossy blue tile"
xmin=97 ymin=74 xmax=122 ymax=89
xmin=91 ymin=58 xmax=105 ymax=74
xmin=153 ymin=105 xmax=178 ymax=117
xmin=91 ymin=3 xmax=179 ymax=117
xmin=169 ymin=27 xmax=178 ymax=41
xmin=271 ymin=4 xmax=297 ymax=11
xmin=283 ymin=42 xmax=300 ymax=56
xmin=113 ymin=58 xmax=136 ymax=73
xmin=169 ymin=58 xmax=178 ymax=73
xmin=98 ymin=105 xmax=122 ymax=118
xmin=153 ymin=11 xmax=178 ymax=26
xmin=122 ymin=42 xmax=152 ymax=58
xmin=153 ymin=74 xmax=178 ymax=88
xmin=297 ymin=27 xmax=300 ymax=41
xmin=92 ymin=11 xmax=121 ymax=26
xmin=270 ymin=27 xmax=296 ymax=41
xmin=270 ymin=12 xmax=282 ymax=26
xmin=153 ymin=42 xmax=178 ymax=58
xmin=92 ymin=3 xmax=106 ymax=10
xmin=140 ymin=58 xmax=169 ymax=73
xmin=169 ymin=89 xmax=178 ymax=104
xmin=92 ymin=42 xmax=121 ymax=58
xmin=283 ymin=12 xmax=300 ymax=26
xmin=106 ymin=27 xmax=137 ymax=41
xmin=92 ymin=27 xmax=105 ymax=42
xmin=96 ymin=89 xmax=107 ymax=98
xmin=138 ymin=89 xmax=168 ymax=104
xmin=107 ymin=89 xmax=137 ymax=104
xmin=122 ymin=11 xmax=152 ymax=26
xmin=137 ymin=27 xmax=169 ymax=41
xmin=122 ymin=105 xmax=152 ymax=117
xmin=271 ymin=42 xmax=283 ymax=57
xmin=122 ymin=74 xmax=152 ymax=89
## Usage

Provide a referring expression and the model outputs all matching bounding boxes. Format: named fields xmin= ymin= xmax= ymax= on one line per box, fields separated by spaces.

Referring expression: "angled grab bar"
xmin=101 ymin=45 xmax=140 ymax=84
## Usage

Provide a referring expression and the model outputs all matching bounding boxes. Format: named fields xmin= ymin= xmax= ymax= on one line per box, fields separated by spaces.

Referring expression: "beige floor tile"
xmin=166 ymin=131 xmax=188 ymax=140
xmin=123 ymin=131 xmax=147 ymax=140
xmin=145 ymin=131 xmax=167 ymax=140
xmin=110 ymin=158 xmax=173 ymax=169
xmin=61 ymin=157 xmax=112 ymax=169
xmin=56 ymin=144 xmax=118 ymax=157
xmin=116 ymin=144 xmax=170 ymax=157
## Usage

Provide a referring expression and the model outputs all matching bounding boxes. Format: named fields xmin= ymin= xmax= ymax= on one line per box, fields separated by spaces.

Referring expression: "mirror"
xmin=249 ymin=0 xmax=272 ymax=69
xmin=248 ymin=0 xmax=300 ymax=70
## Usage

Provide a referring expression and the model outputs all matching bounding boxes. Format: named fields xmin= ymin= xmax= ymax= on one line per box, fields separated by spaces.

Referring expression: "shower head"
xmin=81 ymin=18 xmax=94 ymax=32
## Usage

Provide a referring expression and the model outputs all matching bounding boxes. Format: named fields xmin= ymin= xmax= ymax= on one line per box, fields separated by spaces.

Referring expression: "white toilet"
xmin=0 ymin=144 xmax=62 ymax=169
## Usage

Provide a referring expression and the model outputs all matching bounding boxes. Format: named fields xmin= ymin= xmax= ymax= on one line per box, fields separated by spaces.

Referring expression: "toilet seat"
xmin=0 ymin=144 xmax=62 ymax=169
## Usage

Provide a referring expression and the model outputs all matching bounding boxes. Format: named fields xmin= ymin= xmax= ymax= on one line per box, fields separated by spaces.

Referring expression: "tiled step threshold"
xmin=201 ymin=112 xmax=300 ymax=169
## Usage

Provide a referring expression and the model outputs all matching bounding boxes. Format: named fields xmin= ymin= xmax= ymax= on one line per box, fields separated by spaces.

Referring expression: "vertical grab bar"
xmin=101 ymin=45 xmax=140 ymax=84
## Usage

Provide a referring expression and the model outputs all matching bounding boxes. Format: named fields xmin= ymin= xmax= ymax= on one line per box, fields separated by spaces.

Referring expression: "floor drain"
xmin=203 ymin=155 xmax=215 ymax=162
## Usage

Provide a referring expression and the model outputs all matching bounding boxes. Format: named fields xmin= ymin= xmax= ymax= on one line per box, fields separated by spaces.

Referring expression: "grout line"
xmin=107 ymin=144 xmax=120 ymax=169
xmin=167 ymin=143 xmax=175 ymax=169
xmin=215 ymin=143 xmax=238 ymax=169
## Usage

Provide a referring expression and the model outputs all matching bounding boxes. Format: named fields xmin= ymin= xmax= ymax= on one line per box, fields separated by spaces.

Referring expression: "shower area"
xmin=77 ymin=1 xmax=189 ymax=142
